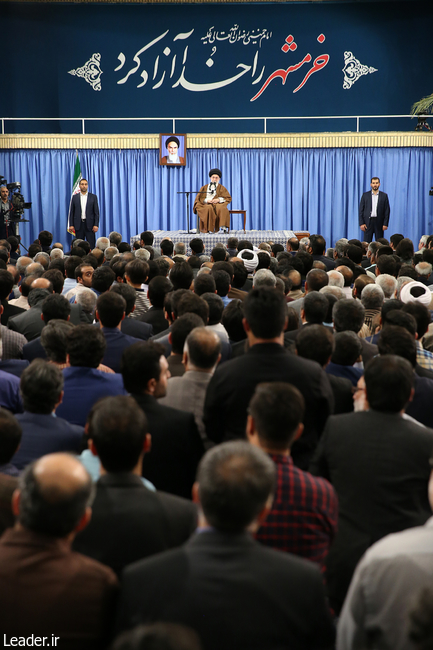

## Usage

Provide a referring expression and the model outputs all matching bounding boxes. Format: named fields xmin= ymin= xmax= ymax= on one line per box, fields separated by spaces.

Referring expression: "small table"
xmin=228 ymin=210 xmax=246 ymax=232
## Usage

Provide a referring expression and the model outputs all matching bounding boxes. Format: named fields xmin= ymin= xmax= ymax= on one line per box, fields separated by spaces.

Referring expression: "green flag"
xmin=67 ymin=152 xmax=82 ymax=235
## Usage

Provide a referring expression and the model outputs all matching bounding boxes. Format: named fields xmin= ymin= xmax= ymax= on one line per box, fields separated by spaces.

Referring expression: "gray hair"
xmin=376 ymin=273 xmax=397 ymax=299
xmin=197 ymin=441 xmax=275 ymax=532
xmin=420 ymin=235 xmax=429 ymax=247
xmin=197 ymin=266 xmax=212 ymax=276
xmin=320 ymin=285 xmax=345 ymax=300
xmin=76 ymin=287 xmax=97 ymax=315
xmin=95 ymin=237 xmax=110 ymax=251
xmin=50 ymin=248 xmax=64 ymax=260
xmin=395 ymin=277 xmax=413 ymax=300
xmin=252 ymin=268 xmax=277 ymax=288
xmin=327 ymin=270 xmax=345 ymax=289
xmin=135 ymin=248 xmax=151 ymax=262
xmin=16 ymin=256 xmax=32 ymax=276
xmin=334 ymin=238 xmax=349 ymax=258
xmin=104 ymin=246 xmax=119 ymax=261
xmin=415 ymin=262 xmax=432 ymax=277
xmin=109 ymin=231 xmax=122 ymax=247
xmin=361 ymin=283 xmax=385 ymax=310
xmin=174 ymin=242 xmax=187 ymax=256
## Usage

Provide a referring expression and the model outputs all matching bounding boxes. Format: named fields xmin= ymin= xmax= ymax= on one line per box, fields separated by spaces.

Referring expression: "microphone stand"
xmin=177 ymin=191 xmax=208 ymax=234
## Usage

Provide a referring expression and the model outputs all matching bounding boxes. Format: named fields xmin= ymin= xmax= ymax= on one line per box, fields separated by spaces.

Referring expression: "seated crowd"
xmin=2 ymin=229 xmax=433 ymax=649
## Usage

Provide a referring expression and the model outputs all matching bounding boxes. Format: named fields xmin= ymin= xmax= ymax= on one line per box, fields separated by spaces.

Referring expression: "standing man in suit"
xmin=68 ymin=178 xmax=100 ymax=249
xmin=117 ymin=441 xmax=335 ymax=650
xmin=359 ymin=177 xmax=390 ymax=243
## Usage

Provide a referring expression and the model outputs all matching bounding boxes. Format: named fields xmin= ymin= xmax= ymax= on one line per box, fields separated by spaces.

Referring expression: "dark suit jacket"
xmin=12 ymin=411 xmax=84 ymax=470
xmin=121 ymin=317 xmax=153 ymax=340
xmin=10 ymin=303 xmax=87 ymax=342
xmin=117 ymin=530 xmax=335 ymax=650
xmin=73 ymin=473 xmax=197 ymax=576
xmin=203 ymin=343 xmax=334 ymax=469
xmin=132 ymin=393 xmax=204 ymax=499
xmin=68 ymin=192 xmax=100 ymax=232
xmin=56 ymin=367 xmax=127 ymax=427
xmin=359 ymin=190 xmax=390 ymax=229
xmin=310 ymin=409 xmax=433 ymax=613
xmin=1 ymin=299 xmax=25 ymax=326
xmin=139 ymin=307 xmax=169 ymax=335
xmin=0 ymin=474 xmax=17 ymax=536
xmin=101 ymin=327 xmax=142 ymax=373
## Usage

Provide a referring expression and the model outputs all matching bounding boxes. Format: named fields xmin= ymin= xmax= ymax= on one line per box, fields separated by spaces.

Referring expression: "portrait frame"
xmin=159 ymin=133 xmax=187 ymax=167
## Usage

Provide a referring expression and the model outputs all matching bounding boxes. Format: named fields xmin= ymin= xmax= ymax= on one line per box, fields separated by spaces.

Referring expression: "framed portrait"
xmin=159 ymin=133 xmax=187 ymax=167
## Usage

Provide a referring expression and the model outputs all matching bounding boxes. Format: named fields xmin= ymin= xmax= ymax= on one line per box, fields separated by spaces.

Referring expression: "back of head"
xmin=88 ymin=396 xmax=148 ymax=473
xmin=92 ymin=266 xmax=116 ymax=293
xmin=303 ymin=291 xmax=328 ymax=324
xmin=190 ymin=238 xmax=204 ymax=254
xmin=244 ymin=288 xmax=286 ymax=339
xmin=41 ymin=319 xmax=75 ymax=363
xmin=160 ymin=239 xmax=174 ymax=257
xmin=141 ymin=231 xmax=154 ymax=246
xmin=378 ymin=325 xmax=417 ymax=367
xmin=211 ymin=247 xmax=226 ymax=263
xmin=65 ymin=255 xmax=82 ymax=279
xmin=309 ymin=234 xmax=326 ymax=256
xmin=170 ymin=313 xmax=205 ymax=355
xmin=346 ymin=245 xmax=363 ymax=265
xmin=376 ymin=273 xmax=397 ymax=298
xmin=0 ymin=410 xmax=22 ymax=465
xmin=147 ymin=276 xmax=173 ymax=308
xmin=67 ymin=325 xmax=106 ymax=368
xmin=110 ymin=283 xmax=136 ymax=316
xmin=0 ymin=269 xmax=14 ymax=300
xmin=97 ymin=291 xmax=126 ymax=328
xmin=327 ymin=270 xmax=344 ymax=289
xmin=249 ymin=382 xmax=305 ymax=450
xmin=377 ymin=255 xmax=398 ymax=278
xmin=402 ymin=301 xmax=432 ymax=339
xmin=177 ymin=292 xmax=209 ymax=324
xmin=125 ymin=259 xmax=149 ymax=286
xmin=296 ymin=324 xmax=334 ymax=367
xmin=197 ymin=441 xmax=275 ymax=532
xmin=200 ymin=292 xmax=224 ymax=326
xmin=111 ymin=623 xmax=202 ymax=650
xmin=231 ymin=261 xmax=248 ymax=289
xmin=104 ymin=246 xmax=119 ymax=262
xmin=390 ymin=233 xmax=404 ymax=249
xmin=109 ymin=231 xmax=122 ymax=247
xmin=185 ymin=327 xmax=221 ymax=370
xmin=212 ymin=269 xmax=231 ymax=297
xmin=18 ymin=453 xmax=93 ymax=538
xmin=20 ymin=359 xmax=64 ymax=414
xmin=364 ymin=355 xmax=414 ymax=412
xmin=333 ymin=299 xmax=365 ymax=333
xmin=395 ymin=238 xmax=414 ymax=261
xmin=194 ymin=273 xmax=216 ymax=297
xmin=238 ymin=240 xmax=254 ymax=253
xmin=169 ymin=261 xmax=194 ymax=290
xmin=121 ymin=341 xmax=165 ymax=393
xmin=43 ymin=269 xmax=64 ymax=294
xmin=331 ymin=331 xmax=362 ymax=366
xmin=96 ymin=237 xmax=110 ymax=251
xmin=42 ymin=293 xmax=71 ymax=323
xmin=361 ymin=283 xmax=385 ymax=310
xmin=383 ymin=309 xmax=417 ymax=336
xmin=306 ymin=268 xmax=328 ymax=292
xmin=252 ymin=268 xmax=276 ymax=289
xmin=221 ymin=299 xmax=246 ymax=342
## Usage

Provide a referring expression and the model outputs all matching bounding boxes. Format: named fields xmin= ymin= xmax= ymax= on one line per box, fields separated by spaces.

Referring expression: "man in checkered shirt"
xmin=247 ymin=381 xmax=338 ymax=572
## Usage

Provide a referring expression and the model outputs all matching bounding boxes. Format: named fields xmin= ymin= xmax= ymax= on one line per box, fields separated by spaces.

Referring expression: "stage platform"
xmin=131 ymin=230 xmax=299 ymax=255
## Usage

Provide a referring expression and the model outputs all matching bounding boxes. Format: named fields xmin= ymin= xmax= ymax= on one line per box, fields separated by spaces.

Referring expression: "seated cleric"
xmin=161 ymin=136 xmax=185 ymax=165
xmin=193 ymin=168 xmax=232 ymax=234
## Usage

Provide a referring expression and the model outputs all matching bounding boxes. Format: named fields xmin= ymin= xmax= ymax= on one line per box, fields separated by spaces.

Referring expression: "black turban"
xmin=166 ymin=136 xmax=180 ymax=148
xmin=209 ymin=168 xmax=222 ymax=179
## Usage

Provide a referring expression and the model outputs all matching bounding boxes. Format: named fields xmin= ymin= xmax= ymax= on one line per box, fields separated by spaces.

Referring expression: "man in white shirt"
xmin=68 ymin=178 xmax=100 ymax=248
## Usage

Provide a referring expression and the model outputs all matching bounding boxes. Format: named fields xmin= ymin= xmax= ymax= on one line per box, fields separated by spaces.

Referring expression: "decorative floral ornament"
xmin=68 ymin=53 xmax=103 ymax=91
xmin=342 ymin=51 xmax=377 ymax=90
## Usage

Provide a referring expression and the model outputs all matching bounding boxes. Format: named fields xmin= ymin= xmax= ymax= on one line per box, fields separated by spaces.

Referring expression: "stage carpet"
xmin=131 ymin=230 xmax=298 ymax=253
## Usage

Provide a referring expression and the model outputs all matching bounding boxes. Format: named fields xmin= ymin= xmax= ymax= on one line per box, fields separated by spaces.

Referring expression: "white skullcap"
xmin=400 ymin=281 xmax=432 ymax=306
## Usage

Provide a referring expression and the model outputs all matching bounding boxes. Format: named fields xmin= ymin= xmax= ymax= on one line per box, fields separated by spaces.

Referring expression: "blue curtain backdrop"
xmin=0 ymin=147 xmax=432 ymax=249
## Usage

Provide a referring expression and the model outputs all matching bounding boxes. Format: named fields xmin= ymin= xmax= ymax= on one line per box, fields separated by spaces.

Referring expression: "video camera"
xmin=0 ymin=175 xmax=32 ymax=217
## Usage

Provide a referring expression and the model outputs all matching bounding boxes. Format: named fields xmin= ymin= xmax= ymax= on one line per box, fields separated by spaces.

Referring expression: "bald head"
xmin=184 ymin=327 xmax=221 ymax=371
xmin=25 ymin=262 xmax=44 ymax=278
xmin=335 ymin=265 xmax=354 ymax=287
xmin=16 ymin=454 xmax=93 ymax=538
xmin=31 ymin=277 xmax=53 ymax=292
